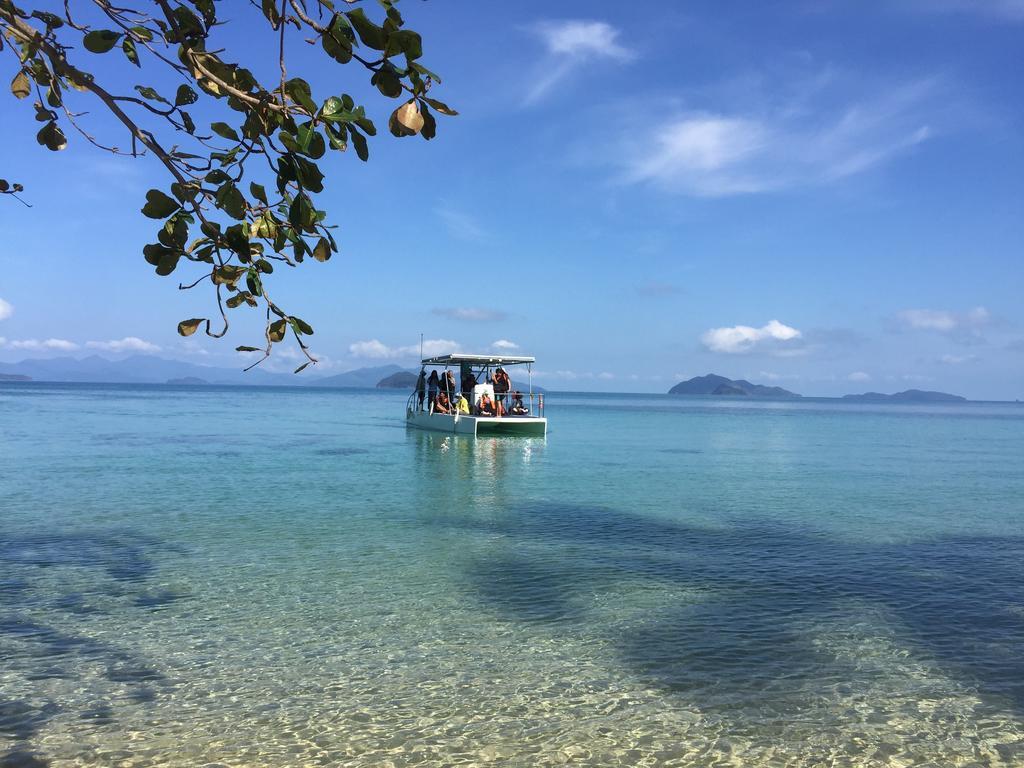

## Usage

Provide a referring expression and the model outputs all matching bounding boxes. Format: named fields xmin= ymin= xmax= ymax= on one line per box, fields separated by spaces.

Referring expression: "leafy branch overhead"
xmin=0 ymin=0 xmax=456 ymax=372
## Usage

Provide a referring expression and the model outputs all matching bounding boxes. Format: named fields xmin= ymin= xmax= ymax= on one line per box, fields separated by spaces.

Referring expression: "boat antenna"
xmin=419 ymin=333 xmax=423 ymax=361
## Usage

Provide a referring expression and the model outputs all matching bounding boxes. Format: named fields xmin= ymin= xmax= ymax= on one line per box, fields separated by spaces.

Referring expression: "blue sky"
xmin=1 ymin=0 xmax=1022 ymax=398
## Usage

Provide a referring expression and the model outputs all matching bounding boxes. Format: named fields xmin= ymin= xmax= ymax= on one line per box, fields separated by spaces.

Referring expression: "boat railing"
xmin=407 ymin=387 xmax=544 ymax=418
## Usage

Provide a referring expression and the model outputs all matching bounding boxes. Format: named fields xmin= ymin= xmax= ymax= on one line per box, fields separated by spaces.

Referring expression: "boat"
xmin=406 ymin=353 xmax=547 ymax=436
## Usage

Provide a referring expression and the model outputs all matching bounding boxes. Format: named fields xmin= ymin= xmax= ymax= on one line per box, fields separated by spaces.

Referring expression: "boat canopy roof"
xmin=421 ymin=353 xmax=535 ymax=367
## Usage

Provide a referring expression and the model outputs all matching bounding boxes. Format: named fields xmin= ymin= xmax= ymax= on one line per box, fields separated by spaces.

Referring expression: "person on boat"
xmin=509 ymin=391 xmax=529 ymax=415
xmin=434 ymin=391 xmax=452 ymax=414
xmin=427 ymin=370 xmax=439 ymax=411
xmin=455 ymin=394 xmax=470 ymax=414
xmin=415 ymin=367 xmax=427 ymax=411
xmin=461 ymin=369 xmax=477 ymax=397
xmin=444 ymin=370 xmax=457 ymax=398
xmin=493 ymin=366 xmax=511 ymax=406
xmin=477 ymin=392 xmax=496 ymax=416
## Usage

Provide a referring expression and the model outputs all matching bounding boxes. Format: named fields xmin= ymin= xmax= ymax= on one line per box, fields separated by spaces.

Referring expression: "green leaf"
xmin=289 ymin=316 xmax=314 ymax=335
xmin=386 ymin=29 xmax=422 ymax=60
xmin=83 ymin=30 xmax=122 ymax=53
xmin=295 ymin=122 xmax=326 ymax=159
xmin=134 ymin=85 xmax=169 ymax=104
xmin=260 ymin=0 xmax=281 ymax=26
xmin=11 ymin=71 xmax=31 ymax=99
xmin=141 ymin=189 xmax=179 ymax=218
xmin=250 ymin=182 xmax=268 ymax=205
xmin=215 ymin=182 xmax=247 ymax=220
xmin=177 ymin=318 xmax=204 ymax=337
xmin=349 ymin=126 xmax=369 ymax=161
xmin=322 ymin=14 xmax=354 ymax=63
xmin=31 ymin=10 xmax=64 ymax=28
xmin=236 ymin=345 xmax=261 ymax=352
xmin=345 ymin=8 xmax=387 ymax=50
xmin=312 ymin=237 xmax=332 ymax=262
xmin=174 ymin=84 xmax=198 ymax=106
xmin=122 ymin=37 xmax=140 ymax=66
xmin=321 ymin=96 xmax=343 ymax=117
xmin=284 ymin=78 xmax=317 ymax=114
xmin=213 ymin=265 xmax=246 ymax=286
xmin=372 ymin=67 xmax=403 ymax=99
xmin=294 ymin=361 xmax=313 ymax=374
xmin=423 ymin=97 xmax=458 ymax=116
xmin=130 ymin=25 xmax=153 ymax=42
xmin=210 ymin=122 xmax=239 ymax=141
xmin=268 ymin=318 xmax=288 ymax=343
xmin=36 ymin=121 xmax=67 ymax=151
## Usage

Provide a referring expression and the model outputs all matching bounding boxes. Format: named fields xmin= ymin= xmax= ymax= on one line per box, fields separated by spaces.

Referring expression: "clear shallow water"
xmin=1 ymin=383 xmax=1023 ymax=767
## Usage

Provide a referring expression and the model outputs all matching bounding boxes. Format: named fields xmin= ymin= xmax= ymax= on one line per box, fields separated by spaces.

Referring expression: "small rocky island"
xmin=166 ymin=376 xmax=209 ymax=385
xmin=0 ymin=373 xmax=31 ymax=381
xmin=376 ymin=371 xmax=418 ymax=389
xmin=842 ymin=389 xmax=966 ymax=403
xmin=669 ymin=374 xmax=801 ymax=398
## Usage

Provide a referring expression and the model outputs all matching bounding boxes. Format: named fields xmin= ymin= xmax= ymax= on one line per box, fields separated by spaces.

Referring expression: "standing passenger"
xmin=415 ymin=367 xmax=426 ymax=411
xmin=427 ymin=370 xmax=439 ymax=412
xmin=493 ymin=366 xmax=510 ymax=408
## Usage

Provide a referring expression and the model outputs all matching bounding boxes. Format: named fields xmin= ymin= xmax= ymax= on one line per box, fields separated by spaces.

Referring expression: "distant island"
xmin=842 ymin=389 xmax=966 ymax=403
xmin=669 ymin=374 xmax=801 ymax=398
xmin=377 ymin=371 xmax=418 ymax=389
xmin=0 ymin=373 xmax=31 ymax=382
xmin=166 ymin=376 xmax=209 ymax=385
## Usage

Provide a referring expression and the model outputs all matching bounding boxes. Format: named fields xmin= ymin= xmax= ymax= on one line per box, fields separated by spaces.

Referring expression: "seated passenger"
xmin=477 ymin=393 xmax=495 ymax=416
xmin=456 ymin=394 xmax=470 ymax=414
xmin=434 ymin=392 xmax=452 ymax=414
xmin=509 ymin=391 xmax=529 ymax=415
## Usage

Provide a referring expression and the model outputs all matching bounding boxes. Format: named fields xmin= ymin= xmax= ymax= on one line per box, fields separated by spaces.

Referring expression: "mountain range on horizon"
xmin=0 ymin=355 xmax=976 ymax=401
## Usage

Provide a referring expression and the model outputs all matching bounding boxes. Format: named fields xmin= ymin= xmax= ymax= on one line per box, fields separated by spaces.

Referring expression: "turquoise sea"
xmin=2 ymin=383 xmax=1023 ymax=767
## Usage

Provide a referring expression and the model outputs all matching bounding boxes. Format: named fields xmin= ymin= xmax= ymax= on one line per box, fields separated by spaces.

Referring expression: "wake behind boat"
xmin=406 ymin=353 xmax=547 ymax=436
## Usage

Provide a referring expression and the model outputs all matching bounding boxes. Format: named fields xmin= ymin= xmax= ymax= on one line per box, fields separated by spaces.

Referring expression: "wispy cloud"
xmin=897 ymin=306 xmax=989 ymax=332
xmin=525 ymin=20 xmax=633 ymax=104
xmin=702 ymin=320 xmax=802 ymax=354
xmin=433 ymin=307 xmax=508 ymax=323
xmin=602 ymin=77 xmax=938 ymax=196
xmin=86 ymin=337 xmax=161 ymax=353
xmin=349 ymin=338 xmax=460 ymax=360
xmin=903 ymin=0 xmax=1024 ymax=22
xmin=492 ymin=339 xmax=519 ymax=350
xmin=895 ymin=306 xmax=991 ymax=344
xmin=0 ymin=337 xmax=78 ymax=351
xmin=848 ymin=371 xmax=871 ymax=382
xmin=938 ymin=353 xmax=979 ymax=365
xmin=435 ymin=206 xmax=486 ymax=242
xmin=0 ymin=298 xmax=12 ymax=321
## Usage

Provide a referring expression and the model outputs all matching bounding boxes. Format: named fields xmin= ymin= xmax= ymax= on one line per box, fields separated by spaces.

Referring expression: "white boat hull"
xmin=406 ymin=410 xmax=547 ymax=437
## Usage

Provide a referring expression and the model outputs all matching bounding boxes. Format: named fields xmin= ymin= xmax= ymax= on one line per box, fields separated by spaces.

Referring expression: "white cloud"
xmin=348 ymin=338 xmax=460 ymax=360
xmin=758 ymin=371 xmax=801 ymax=382
xmin=0 ymin=298 xmax=12 ymax=321
xmin=597 ymin=372 xmax=615 ymax=380
xmin=702 ymin=320 xmax=802 ymax=354
xmin=938 ymin=353 xmax=978 ymax=364
xmin=897 ymin=306 xmax=989 ymax=332
xmin=611 ymin=79 xmax=937 ymax=196
xmin=526 ymin=20 xmax=633 ymax=104
xmin=0 ymin=337 xmax=78 ymax=351
xmin=492 ymin=339 xmax=519 ymax=350
xmin=86 ymin=337 xmax=161 ymax=353
xmin=847 ymin=371 xmax=871 ymax=382
xmin=433 ymin=307 xmax=508 ymax=323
